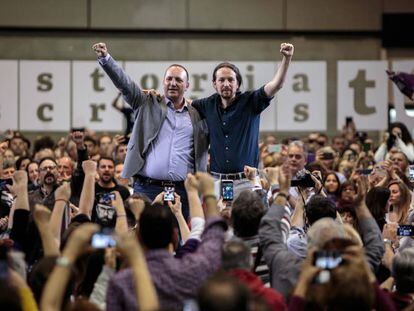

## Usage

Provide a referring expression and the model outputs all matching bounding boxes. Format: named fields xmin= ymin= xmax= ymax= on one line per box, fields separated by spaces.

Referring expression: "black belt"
xmin=134 ymin=175 xmax=185 ymax=187
xmin=210 ymin=171 xmax=246 ymax=180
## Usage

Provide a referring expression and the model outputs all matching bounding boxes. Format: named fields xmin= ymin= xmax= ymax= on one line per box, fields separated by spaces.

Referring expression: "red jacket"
xmin=229 ymin=268 xmax=287 ymax=311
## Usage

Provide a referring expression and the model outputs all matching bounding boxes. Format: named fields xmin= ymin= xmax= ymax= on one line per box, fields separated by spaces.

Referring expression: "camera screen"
xmin=91 ymin=233 xmax=116 ymax=248
xmin=397 ymin=225 xmax=414 ymax=237
xmin=314 ymin=251 xmax=342 ymax=270
xmin=409 ymin=165 xmax=414 ymax=182
xmin=221 ymin=181 xmax=234 ymax=201
xmin=164 ymin=187 xmax=175 ymax=201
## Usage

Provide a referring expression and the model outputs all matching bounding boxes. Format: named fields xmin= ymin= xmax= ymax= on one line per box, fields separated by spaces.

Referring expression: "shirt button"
xmin=226 ymin=160 xmax=230 ymax=163
xmin=225 ymin=147 xmax=229 ymax=150
xmin=223 ymin=122 xmax=226 ymax=125
xmin=225 ymin=135 xmax=228 ymax=138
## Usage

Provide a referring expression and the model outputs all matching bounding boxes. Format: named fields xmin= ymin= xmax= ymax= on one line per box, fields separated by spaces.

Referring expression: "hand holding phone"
xmin=164 ymin=186 xmax=175 ymax=202
xmin=221 ymin=180 xmax=234 ymax=202
xmin=91 ymin=230 xmax=116 ymax=248
xmin=397 ymin=225 xmax=414 ymax=237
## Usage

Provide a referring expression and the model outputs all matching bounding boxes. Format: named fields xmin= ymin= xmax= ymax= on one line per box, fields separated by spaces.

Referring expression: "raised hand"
xmin=55 ymin=182 xmax=71 ymax=201
xmin=0 ymin=141 xmax=9 ymax=155
xmin=184 ymin=173 xmax=199 ymax=194
xmin=280 ymin=43 xmax=294 ymax=57
xmin=168 ymin=193 xmax=182 ymax=215
xmin=194 ymin=172 xmax=215 ymax=196
xmin=92 ymin=42 xmax=108 ymax=58
xmin=243 ymin=165 xmax=257 ymax=181
xmin=71 ymin=130 xmax=85 ymax=148
xmin=82 ymin=160 xmax=97 ymax=176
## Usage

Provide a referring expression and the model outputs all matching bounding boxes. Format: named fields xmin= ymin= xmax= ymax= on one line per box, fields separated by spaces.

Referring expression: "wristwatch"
xmin=383 ymin=238 xmax=393 ymax=247
xmin=56 ymin=256 xmax=73 ymax=268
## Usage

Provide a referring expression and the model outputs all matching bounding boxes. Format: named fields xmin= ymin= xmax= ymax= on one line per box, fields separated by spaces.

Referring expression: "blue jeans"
xmin=133 ymin=180 xmax=189 ymax=220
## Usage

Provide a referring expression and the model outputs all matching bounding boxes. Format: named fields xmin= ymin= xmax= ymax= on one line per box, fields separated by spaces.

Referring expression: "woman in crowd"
xmin=323 ymin=171 xmax=341 ymax=205
xmin=375 ymin=122 xmax=414 ymax=163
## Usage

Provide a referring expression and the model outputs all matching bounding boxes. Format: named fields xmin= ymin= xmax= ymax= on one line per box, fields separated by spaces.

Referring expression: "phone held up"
xmin=164 ymin=186 xmax=175 ymax=202
xmin=221 ymin=180 xmax=234 ymax=202
xmin=91 ymin=229 xmax=117 ymax=249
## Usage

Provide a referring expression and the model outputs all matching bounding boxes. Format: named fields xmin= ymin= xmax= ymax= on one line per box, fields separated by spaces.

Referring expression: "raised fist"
xmin=92 ymin=42 xmax=108 ymax=58
xmin=280 ymin=43 xmax=294 ymax=57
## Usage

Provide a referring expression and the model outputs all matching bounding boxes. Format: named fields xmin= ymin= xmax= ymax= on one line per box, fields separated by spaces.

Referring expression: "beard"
xmin=43 ymin=172 xmax=56 ymax=186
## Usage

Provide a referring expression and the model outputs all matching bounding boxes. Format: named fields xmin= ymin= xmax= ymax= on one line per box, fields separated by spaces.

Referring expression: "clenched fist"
xmin=280 ymin=43 xmax=294 ymax=58
xmin=92 ymin=42 xmax=108 ymax=58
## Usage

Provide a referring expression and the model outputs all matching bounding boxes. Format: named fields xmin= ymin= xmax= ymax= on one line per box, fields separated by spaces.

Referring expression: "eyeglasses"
xmin=39 ymin=165 xmax=57 ymax=172
xmin=288 ymin=154 xmax=303 ymax=160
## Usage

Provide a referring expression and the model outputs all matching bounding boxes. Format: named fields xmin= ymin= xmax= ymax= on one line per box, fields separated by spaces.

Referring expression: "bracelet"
xmin=276 ymin=192 xmax=289 ymax=199
xmin=56 ymin=256 xmax=73 ymax=268
xmin=383 ymin=238 xmax=393 ymax=247
xmin=203 ymin=194 xmax=217 ymax=202
xmin=55 ymin=198 xmax=68 ymax=204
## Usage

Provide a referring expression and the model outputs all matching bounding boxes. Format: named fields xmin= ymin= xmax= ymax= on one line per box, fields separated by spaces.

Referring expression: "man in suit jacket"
xmin=93 ymin=42 xmax=208 ymax=219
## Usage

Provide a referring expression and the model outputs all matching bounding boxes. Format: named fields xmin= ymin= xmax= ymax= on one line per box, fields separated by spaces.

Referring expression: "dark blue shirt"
xmin=192 ymin=86 xmax=272 ymax=173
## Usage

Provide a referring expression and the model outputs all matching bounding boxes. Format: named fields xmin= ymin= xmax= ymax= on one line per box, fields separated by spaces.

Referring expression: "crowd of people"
xmin=0 ymin=41 xmax=413 ymax=311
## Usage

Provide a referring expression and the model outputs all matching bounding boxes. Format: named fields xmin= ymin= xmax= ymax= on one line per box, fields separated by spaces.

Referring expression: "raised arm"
xmin=116 ymin=233 xmax=159 ymax=311
xmin=264 ymin=43 xmax=294 ymax=97
xmin=50 ymin=182 xmax=71 ymax=247
xmin=41 ymin=223 xmax=99 ymax=311
xmin=113 ymin=191 xmax=128 ymax=235
xmin=168 ymin=193 xmax=191 ymax=243
xmin=78 ymin=160 xmax=97 ymax=218
xmin=92 ymin=42 xmax=145 ymax=110
xmin=33 ymin=204 xmax=60 ymax=257
xmin=353 ymin=176 xmax=385 ymax=272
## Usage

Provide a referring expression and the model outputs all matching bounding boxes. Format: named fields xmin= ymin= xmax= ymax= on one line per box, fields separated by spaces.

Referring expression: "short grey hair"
xmin=288 ymin=140 xmax=308 ymax=157
xmin=307 ymin=218 xmax=346 ymax=249
xmin=392 ymin=248 xmax=414 ymax=294
xmin=221 ymin=239 xmax=252 ymax=271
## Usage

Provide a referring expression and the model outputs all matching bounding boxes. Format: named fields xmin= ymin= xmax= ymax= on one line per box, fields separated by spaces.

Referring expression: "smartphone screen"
xmin=164 ymin=186 xmax=175 ymax=202
xmin=91 ymin=232 xmax=116 ymax=248
xmin=409 ymin=165 xmax=414 ymax=182
xmin=322 ymin=152 xmax=334 ymax=160
xmin=313 ymin=250 xmax=342 ymax=270
xmin=397 ymin=225 xmax=414 ymax=237
xmin=221 ymin=180 xmax=234 ymax=201
xmin=358 ymin=169 xmax=373 ymax=176
xmin=267 ymin=144 xmax=281 ymax=154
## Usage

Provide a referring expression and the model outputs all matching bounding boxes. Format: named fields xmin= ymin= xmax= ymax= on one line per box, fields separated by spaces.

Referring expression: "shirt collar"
xmin=166 ymin=98 xmax=189 ymax=112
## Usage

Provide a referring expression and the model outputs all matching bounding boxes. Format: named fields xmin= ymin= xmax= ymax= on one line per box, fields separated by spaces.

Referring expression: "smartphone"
xmin=345 ymin=116 xmax=353 ymax=127
xmin=0 ymin=179 xmax=12 ymax=192
xmin=221 ymin=180 xmax=234 ymax=201
xmin=71 ymin=127 xmax=85 ymax=132
xmin=397 ymin=225 xmax=414 ymax=237
xmin=100 ymin=193 xmax=116 ymax=205
xmin=409 ymin=165 xmax=414 ymax=182
xmin=164 ymin=186 xmax=175 ymax=202
xmin=313 ymin=250 xmax=342 ymax=270
xmin=267 ymin=144 xmax=281 ymax=154
xmin=322 ymin=152 xmax=334 ymax=160
xmin=91 ymin=231 xmax=116 ymax=248
xmin=358 ymin=169 xmax=373 ymax=176
xmin=363 ymin=142 xmax=371 ymax=153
